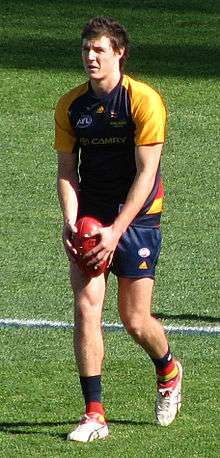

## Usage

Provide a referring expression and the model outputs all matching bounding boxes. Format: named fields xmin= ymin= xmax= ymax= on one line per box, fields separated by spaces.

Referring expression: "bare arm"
xmin=57 ymin=151 xmax=79 ymax=223
xmin=112 ymin=143 xmax=163 ymax=234
xmin=57 ymin=151 xmax=79 ymax=257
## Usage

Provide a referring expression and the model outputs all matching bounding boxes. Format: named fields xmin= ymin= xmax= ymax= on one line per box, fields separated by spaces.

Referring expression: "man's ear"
xmin=118 ymin=47 xmax=125 ymax=59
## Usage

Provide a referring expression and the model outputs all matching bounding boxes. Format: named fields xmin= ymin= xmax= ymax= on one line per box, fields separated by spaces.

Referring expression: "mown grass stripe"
xmin=0 ymin=318 xmax=219 ymax=335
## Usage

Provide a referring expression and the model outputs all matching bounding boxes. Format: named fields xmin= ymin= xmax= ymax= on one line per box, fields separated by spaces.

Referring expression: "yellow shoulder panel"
xmin=54 ymin=82 xmax=89 ymax=154
xmin=122 ymin=75 xmax=167 ymax=145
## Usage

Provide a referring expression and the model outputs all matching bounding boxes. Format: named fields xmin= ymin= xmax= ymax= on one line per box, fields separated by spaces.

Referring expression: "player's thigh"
xmin=70 ymin=260 xmax=106 ymax=309
xmin=118 ymin=277 xmax=154 ymax=321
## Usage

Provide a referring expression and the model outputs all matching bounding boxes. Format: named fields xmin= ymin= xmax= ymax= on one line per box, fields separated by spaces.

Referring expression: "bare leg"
xmin=70 ymin=261 xmax=106 ymax=375
xmin=118 ymin=277 xmax=168 ymax=359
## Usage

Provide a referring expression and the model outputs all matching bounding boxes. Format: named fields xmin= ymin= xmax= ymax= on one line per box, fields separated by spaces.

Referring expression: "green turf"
xmin=0 ymin=329 xmax=219 ymax=457
xmin=0 ymin=0 xmax=220 ymax=456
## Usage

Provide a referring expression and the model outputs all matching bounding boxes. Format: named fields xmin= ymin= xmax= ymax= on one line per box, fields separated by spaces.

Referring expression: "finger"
xmin=69 ymin=228 xmax=78 ymax=240
xmin=65 ymin=239 xmax=77 ymax=256
xmin=84 ymin=228 xmax=101 ymax=238
xmin=70 ymin=247 xmax=77 ymax=255
xmin=96 ymin=252 xmax=113 ymax=268
xmin=68 ymin=247 xmax=77 ymax=257
xmin=83 ymin=243 xmax=103 ymax=259
xmin=107 ymin=252 xmax=114 ymax=268
xmin=65 ymin=238 xmax=74 ymax=249
xmin=64 ymin=245 xmax=77 ymax=262
xmin=64 ymin=224 xmax=78 ymax=237
xmin=86 ymin=250 xmax=107 ymax=266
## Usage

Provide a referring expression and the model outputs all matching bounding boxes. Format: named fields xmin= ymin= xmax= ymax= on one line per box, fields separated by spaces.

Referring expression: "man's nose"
xmin=87 ymin=49 xmax=96 ymax=60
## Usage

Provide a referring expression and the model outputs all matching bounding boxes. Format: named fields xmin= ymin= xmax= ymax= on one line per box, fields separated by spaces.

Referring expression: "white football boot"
xmin=155 ymin=361 xmax=183 ymax=426
xmin=67 ymin=413 xmax=109 ymax=442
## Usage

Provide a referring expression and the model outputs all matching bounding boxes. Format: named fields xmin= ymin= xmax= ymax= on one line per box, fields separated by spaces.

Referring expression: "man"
xmin=54 ymin=16 xmax=183 ymax=442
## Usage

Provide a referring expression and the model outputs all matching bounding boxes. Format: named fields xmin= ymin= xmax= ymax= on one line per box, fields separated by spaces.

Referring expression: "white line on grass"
xmin=0 ymin=318 xmax=219 ymax=335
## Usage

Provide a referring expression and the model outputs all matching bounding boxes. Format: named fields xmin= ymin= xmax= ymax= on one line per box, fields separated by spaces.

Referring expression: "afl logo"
xmin=76 ymin=115 xmax=93 ymax=128
xmin=138 ymin=247 xmax=150 ymax=258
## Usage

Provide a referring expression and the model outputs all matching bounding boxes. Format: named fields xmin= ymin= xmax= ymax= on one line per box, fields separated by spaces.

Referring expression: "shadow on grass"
xmin=1 ymin=0 xmax=219 ymax=78
xmin=1 ymin=38 xmax=219 ymax=78
xmin=153 ymin=313 xmax=220 ymax=323
xmin=0 ymin=417 xmax=154 ymax=439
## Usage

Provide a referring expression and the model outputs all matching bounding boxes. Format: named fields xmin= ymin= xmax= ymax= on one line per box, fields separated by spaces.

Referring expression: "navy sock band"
xmin=151 ymin=347 xmax=172 ymax=369
xmin=80 ymin=375 xmax=102 ymax=404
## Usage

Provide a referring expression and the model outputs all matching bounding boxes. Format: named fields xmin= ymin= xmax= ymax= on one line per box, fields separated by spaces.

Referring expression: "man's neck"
xmin=90 ymin=72 xmax=122 ymax=97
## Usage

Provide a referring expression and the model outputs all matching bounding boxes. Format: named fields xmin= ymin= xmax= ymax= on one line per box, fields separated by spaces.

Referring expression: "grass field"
xmin=0 ymin=0 xmax=220 ymax=456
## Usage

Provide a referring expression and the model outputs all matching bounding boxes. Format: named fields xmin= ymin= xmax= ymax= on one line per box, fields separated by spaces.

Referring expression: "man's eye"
xmin=82 ymin=47 xmax=106 ymax=53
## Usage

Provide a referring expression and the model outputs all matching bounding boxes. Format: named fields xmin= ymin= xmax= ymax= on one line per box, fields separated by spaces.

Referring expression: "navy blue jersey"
xmin=54 ymin=74 xmax=166 ymax=226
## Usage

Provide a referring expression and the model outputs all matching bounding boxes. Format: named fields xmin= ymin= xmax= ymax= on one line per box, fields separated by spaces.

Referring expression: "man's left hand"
xmin=83 ymin=225 xmax=121 ymax=268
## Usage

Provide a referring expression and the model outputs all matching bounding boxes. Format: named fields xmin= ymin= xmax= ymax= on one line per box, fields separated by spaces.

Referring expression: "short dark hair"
xmin=81 ymin=16 xmax=129 ymax=68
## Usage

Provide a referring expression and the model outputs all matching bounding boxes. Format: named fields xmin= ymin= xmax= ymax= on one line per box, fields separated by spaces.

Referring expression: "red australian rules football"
xmin=73 ymin=216 xmax=107 ymax=277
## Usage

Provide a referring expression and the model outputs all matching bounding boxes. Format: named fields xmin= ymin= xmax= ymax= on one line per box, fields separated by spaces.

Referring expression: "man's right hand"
xmin=62 ymin=221 xmax=78 ymax=260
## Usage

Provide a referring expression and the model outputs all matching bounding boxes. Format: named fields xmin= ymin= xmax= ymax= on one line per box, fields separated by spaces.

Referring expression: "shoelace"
xmin=158 ymin=387 xmax=173 ymax=397
xmin=157 ymin=372 xmax=180 ymax=396
xmin=80 ymin=414 xmax=90 ymax=424
xmin=80 ymin=414 xmax=105 ymax=425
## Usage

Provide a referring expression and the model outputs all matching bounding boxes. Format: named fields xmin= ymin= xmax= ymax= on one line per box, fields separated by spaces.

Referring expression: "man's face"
xmin=82 ymin=35 xmax=124 ymax=81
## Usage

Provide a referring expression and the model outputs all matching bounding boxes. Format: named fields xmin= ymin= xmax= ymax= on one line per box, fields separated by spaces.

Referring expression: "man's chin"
xmin=88 ymin=73 xmax=103 ymax=82
xmin=85 ymin=68 xmax=101 ymax=79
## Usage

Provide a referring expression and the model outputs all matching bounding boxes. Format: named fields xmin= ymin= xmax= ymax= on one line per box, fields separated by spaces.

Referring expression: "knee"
xmin=75 ymin=303 xmax=89 ymax=323
xmin=74 ymin=302 xmax=101 ymax=327
xmin=120 ymin=311 xmax=150 ymax=339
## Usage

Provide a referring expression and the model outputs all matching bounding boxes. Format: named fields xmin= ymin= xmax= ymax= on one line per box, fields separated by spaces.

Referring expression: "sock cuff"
xmin=86 ymin=401 xmax=105 ymax=416
xmin=80 ymin=375 xmax=102 ymax=404
xmin=151 ymin=347 xmax=172 ymax=370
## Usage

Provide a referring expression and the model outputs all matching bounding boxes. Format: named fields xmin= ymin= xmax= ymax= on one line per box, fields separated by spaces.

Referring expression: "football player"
xmin=54 ymin=16 xmax=183 ymax=442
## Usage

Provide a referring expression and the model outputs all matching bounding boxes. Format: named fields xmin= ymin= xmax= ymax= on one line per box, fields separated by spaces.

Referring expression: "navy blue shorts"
xmin=111 ymin=225 xmax=162 ymax=279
